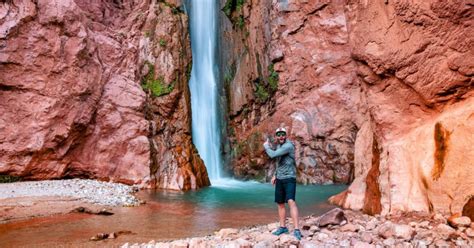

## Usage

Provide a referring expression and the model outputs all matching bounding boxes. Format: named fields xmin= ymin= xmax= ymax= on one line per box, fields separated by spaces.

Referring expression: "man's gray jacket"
xmin=264 ymin=140 xmax=296 ymax=180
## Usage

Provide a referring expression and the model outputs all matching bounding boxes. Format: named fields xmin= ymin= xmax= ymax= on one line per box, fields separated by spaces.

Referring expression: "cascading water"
xmin=186 ymin=0 xmax=222 ymax=181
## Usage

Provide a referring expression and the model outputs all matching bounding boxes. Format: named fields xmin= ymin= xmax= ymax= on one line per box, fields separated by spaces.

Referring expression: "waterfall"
xmin=186 ymin=0 xmax=222 ymax=181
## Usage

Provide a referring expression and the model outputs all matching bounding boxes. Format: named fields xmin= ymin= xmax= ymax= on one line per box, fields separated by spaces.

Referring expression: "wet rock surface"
xmin=121 ymin=209 xmax=474 ymax=247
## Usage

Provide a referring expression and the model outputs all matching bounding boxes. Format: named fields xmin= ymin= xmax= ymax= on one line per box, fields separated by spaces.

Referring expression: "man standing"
xmin=263 ymin=127 xmax=302 ymax=240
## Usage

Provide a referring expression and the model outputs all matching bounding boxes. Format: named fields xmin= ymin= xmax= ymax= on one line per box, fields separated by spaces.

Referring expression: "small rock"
xmin=382 ymin=238 xmax=396 ymax=246
xmin=448 ymin=216 xmax=471 ymax=228
xmin=378 ymin=222 xmax=394 ymax=238
xmin=216 ymin=228 xmax=239 ymax=238
xmin=315 ymin=232 xmax=329 ymax=241
xmin=393 ymin=224 xmax=414 ymax=240
xmin=255 ymin=233 xmax=279 ymax=242
xmin=340 ymin=223 xmax=359 ymax=232
xmin=235 ymin=238 xmax=252 ymax=248
xmin=413 ymin=239 xmax=428 ymax=248
xmin=318 ymin=208 xmax=347 ymax=227
xmin=455 ymin=239 xmax=468 ymax=247
xmin=434 ymin=223 xmax=456 ymax=240
xmin=188 ymin=238 xmax=206 ymax=247
xmin=154 ymin=242 xmax=170 ymax=248
xmin=170 ymin=240 xmax=188 ymax=248
xmin=466 ymin=228 xmax=474 ymax=238
xmin=90 ymin=233 xmax=109 ymax=241
xmin=299 ymin=240 xmax=318 ymax=248
xmin=433 ymin=213 xmax=446 ymax=223
xmin=433 ymin=239 xmax=449 ymax=247
xmin=366 ymin=218 xmax=379 ymax=230
xmin=419 ymin=221 xmax=430 ymax=228
xmin=353 ymin=241 xmax=375 ymax=248
xmin=360 ymin=232 xmax=373 ymax=243
xmin=279 ymin=233 xmax=298 ymax=244
xmin=309 ymin=225 xmax=319 ymax=233
xmin=98 ymin=208 xmax=114 ymax=215
xmin=254 ymin=240 xmax=273 ymax=248
xmin=339 ymin=239 xmax=350 ymax=247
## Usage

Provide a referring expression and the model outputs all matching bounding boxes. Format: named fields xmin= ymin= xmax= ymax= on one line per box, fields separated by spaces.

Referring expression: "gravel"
xmin=0 ymin=179 xmax=140 ymax=206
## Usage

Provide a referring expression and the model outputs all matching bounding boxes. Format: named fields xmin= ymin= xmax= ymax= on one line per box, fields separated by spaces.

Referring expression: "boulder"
xmin=318 ymin=208 xmax=347 ymax=227
xmin=434 ymin=224 xmax=456 ymax=240
xmin=465 ymin=228 xmax=474 ymax=238
xmin=448 ymin=215 xmax=471 ymax=228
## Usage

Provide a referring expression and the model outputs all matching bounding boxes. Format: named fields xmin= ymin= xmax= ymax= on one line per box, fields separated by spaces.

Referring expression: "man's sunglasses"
xmin=276 ymin=132 xmax=286 ymax=137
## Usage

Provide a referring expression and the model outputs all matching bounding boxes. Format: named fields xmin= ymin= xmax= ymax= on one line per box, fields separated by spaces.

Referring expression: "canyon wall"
xmin=0 ymin=0 xmax=209 ymax=190
xmin=330 ymin=0 xmax=473 ymax=216
xmin=224 ymin=0 xmax=473 ymax=216
xmin=1 ymin=0 xmax=472 ymax=217
xmin=221 ymin=0 xmax=362 ymax=184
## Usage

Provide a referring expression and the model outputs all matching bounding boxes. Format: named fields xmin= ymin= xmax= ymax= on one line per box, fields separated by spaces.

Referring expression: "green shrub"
xmin=0 ymin=175 xmax=22 ymax=183
xmin=255 ymin=83 xmax=269 ymax=102
xmin=159 ymin=38 xmax=167 ymax=47
xmin=222 ymin=0 xmax=246 ymax=17
xmin=142 ymin=62 xmax=174 ymax=97
xmin=236 ymin=15 xmax=245 ymax=30
xmin=268 ymin=63 xmax=279 ymax=91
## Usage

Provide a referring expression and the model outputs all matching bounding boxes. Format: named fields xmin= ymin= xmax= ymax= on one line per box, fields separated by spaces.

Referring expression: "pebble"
xmin=0 ymin=179 xmax=140 ymax=207
xmin=121 ymin=209 xmax=474 ymax=248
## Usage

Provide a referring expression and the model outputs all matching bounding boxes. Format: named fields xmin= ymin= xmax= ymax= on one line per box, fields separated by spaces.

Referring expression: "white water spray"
xmin=187 ymin=0 xmax=222 ymax=181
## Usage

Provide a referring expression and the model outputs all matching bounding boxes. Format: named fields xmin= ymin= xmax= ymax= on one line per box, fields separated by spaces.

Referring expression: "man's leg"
xmin=277 ymin=203 xmax=286 ymax=227
xmin=288 ymin=199 xmax=299 ymax=229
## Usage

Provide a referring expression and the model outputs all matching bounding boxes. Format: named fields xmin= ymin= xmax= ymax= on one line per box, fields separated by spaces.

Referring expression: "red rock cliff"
xmin=331 ymin=0 xmax=473 ymax=216
xmin=221 ymin=0 xmax=363 ymax=184
xmin=0 ymin=0 xmax=209 ymax=190
xmin=222 ymin=0 xmax=473 ymax=216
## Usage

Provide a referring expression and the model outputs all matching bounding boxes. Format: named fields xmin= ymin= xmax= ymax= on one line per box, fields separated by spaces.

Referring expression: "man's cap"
xmin=275 ymin=127 xmax=287 ymax=135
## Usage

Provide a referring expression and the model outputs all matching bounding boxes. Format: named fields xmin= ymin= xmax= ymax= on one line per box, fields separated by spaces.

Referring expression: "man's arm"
xmin=264 ymin=142 xmax=292 ymax=159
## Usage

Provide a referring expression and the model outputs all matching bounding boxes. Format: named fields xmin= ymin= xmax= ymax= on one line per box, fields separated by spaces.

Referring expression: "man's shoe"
xmin=293 ymin=229 xmax=302 ymax=240
xmin=272 ymin=226 xmax=289 ymax=236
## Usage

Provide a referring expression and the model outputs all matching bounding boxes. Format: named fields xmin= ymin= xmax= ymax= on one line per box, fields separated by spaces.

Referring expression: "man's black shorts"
xmin=275 ymin=178 xmax=296 ymax=203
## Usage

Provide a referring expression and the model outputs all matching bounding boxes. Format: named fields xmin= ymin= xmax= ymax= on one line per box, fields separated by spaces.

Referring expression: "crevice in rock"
xmin=362 ymin=134 xmax=382 ymax=215
xmin=432 ymin=122 xmax=450 ymax=181
xmin=462 ymin=196 xmax=474 ymax=221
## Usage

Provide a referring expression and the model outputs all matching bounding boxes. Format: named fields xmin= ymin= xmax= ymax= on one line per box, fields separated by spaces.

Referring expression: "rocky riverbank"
xmin=0 ymin=179 xmax=141 ymax=223
xmin=122 ymin=209 xmax=474 ymax=248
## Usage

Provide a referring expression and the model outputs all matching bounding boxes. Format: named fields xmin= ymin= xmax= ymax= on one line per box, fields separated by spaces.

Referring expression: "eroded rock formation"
xmin=221 ymin=0 xmax=362 ymax=184
xmin=223 ymin=0 xmax=473 ymax=216
xmin=0 ymin=0 xmax=209 ymax=190
xmin=330 ymin=0 xmax=473 ymax=216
